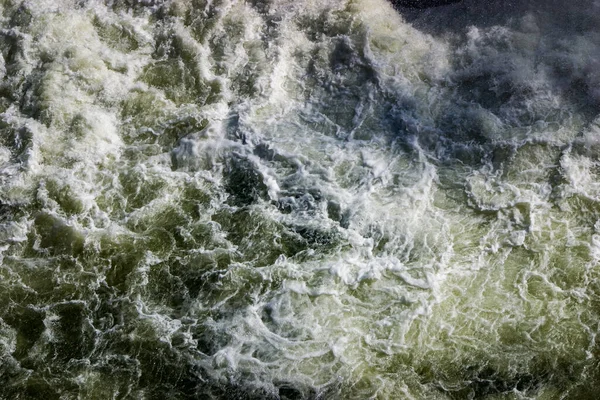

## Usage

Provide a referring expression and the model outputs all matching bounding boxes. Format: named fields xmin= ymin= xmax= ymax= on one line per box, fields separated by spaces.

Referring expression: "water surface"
xmin=1 ymin=0 xmax=600 ymax=398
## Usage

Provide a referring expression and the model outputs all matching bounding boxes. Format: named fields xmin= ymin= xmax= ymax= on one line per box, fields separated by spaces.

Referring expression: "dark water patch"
xmin=451 ymin=365 xmax=542 ymax=399
xmin=3 ymin=306 xmax=45 ymax=361
xmin=0 ymin=122 xmax=33 ymax=164
xmin=93 ymin=13 xmax=141 ymax=52
xmin=146 ymin=262 xmax=190 ymax=310
xmin=143 ymin=23 xmax=223 ymax=106
xmin=253 ymin=142 xmax=276 ymax=161
xmin=101 ymin=237 xmax=146 ymax=292
xmin=31 ymin=213 xmax=84 ymax=257
xmin=391 ymin=0 xmax=461 ymax=9
xmin=276 ymin=381 xmax=321 ymax=400
xmin=142 ymin=59 xmax=206 ymax=105
xmin=3 ymin=376 xmax=63 ymax=400
xmin=48 ymin=302 xmax=95 ymax=363
xmin=43 ymin=179 xmax=85 ymax=216
xmin=224 ymin=155 xmax=269 ymax=207
xmin=0 ymin=200 xmax=25 ymax=224
xmin=329 ymin=38 xmax=377 ymax=83
xmin=167 ymin=252 xmax=233 ymax=300
xmin=103 ymin=0 xmax=166 ymax=14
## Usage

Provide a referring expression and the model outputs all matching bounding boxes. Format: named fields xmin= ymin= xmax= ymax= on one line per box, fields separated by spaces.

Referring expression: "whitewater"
xmin=1 ymin=0 xmax=600 ymax=398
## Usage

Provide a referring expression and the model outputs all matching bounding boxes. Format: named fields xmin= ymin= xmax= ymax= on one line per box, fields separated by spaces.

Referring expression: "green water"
xmin=1 ymin=0 xmax=600 ymax=398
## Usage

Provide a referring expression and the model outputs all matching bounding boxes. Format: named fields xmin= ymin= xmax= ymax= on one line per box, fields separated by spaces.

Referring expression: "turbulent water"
xmin=2 ymin=0 xmax=600 ymax=398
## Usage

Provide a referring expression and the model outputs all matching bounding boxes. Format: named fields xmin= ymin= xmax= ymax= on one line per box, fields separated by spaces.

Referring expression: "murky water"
xmin=2 ymin=0 xmax=600 ymax=398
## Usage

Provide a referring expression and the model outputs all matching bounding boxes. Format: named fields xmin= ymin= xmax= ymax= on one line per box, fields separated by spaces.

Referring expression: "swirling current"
xmin=2 ymin=0 xmax=600 ymax=398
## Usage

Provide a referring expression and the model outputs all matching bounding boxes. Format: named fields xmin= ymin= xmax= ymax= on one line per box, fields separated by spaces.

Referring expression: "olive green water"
xmin=1 ymin=0 xmax=600 ymax=398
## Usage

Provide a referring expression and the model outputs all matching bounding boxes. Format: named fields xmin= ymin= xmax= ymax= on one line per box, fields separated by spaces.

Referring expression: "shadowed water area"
xmin=1 ymin=0 xmax=600 ymax=398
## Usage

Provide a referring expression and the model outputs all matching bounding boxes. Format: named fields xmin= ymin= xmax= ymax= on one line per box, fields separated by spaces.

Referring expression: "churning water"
xmin=2 ymin=0 xmax=600 ymax=398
